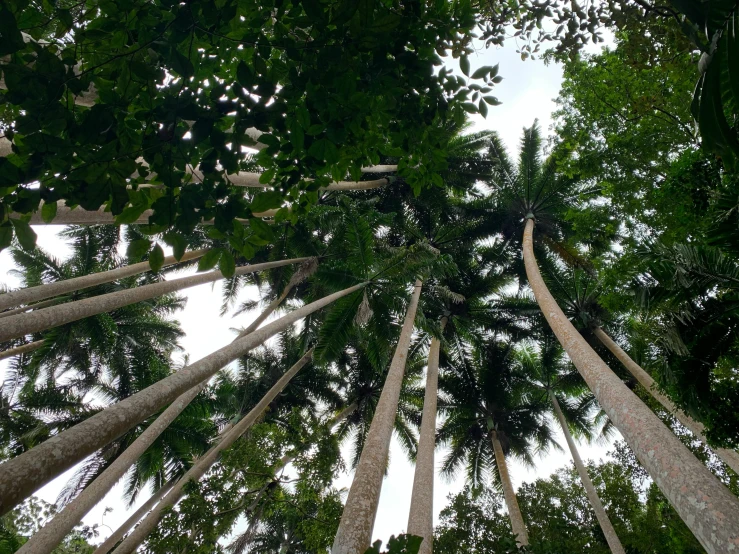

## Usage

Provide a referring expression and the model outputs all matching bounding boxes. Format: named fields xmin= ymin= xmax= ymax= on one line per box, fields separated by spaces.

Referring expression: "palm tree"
xmin=0 ymin=280 xmax=367 ymax=515
xmin=495 ymin=122 xmax=739 ymax=551
xmin=514 ymin=336 xmax=626 ymax=554
xmin=437 ymin=339 xmax=559 ymax=548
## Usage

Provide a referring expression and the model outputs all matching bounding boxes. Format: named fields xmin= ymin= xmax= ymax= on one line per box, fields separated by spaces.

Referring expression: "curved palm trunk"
xmin=110 ymin=349 xmax=315 ymax=554
xmin=549 ymin=392 xmax=625 ymax=554
xmin=593 ymin=327 xmax=739 ymax=476
xmin=0 ymin=250 xmax=207 ymax=312
xmin=332 ymin=280 xmax=423 ymax=554
xmin=407 ymin=317 xmax=447 ymax=554
xmin=17 ymin=381 xmax=209 ymax=554
xmin=0 ymin=340 xmax=43 ymax=361
xmin=0 ymin=258 xmax=309 ymax=343
xmin=0 ymin=282 xmax=366 ymax=515
xmin=92 ymin=482 xmax=173 ymax=554
xmin=490 ymin=431 xmax=529 ymax=548
xmin=523 ymin=218 xmax=739 ymax=554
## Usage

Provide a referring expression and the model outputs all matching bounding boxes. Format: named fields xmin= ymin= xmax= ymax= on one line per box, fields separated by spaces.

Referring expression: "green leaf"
xmin=10 ymin=218 xmax=37 ymax=251
xmin=0 ymin=223 xmax=12 ymax=252
xmin=461 ymin=102 xmax=477 ymax=113
xmin=218 ymin=250 xmax=236 ymax=277
xmin=41 ymin=202 xmax=57 ymax=224
xmin=198 ymin=248 xmax=222 ymax=272
xmin=236 ymin=61 xmax=255 ymax=87
xmin=127 ymin=239 xmax=152 ymax=260
xmin=115 ymin=203 xmax=150 ymax=224
xmin=149 ymin=243 xmax=165 ymax=272
xmin=251 ymin=191 xmax=283 ymax=213
xmin=483 ymin=96 xmax=501 ymax=106
xmin=478 ymin=98 xmax=488 ymax=118
xmin=164 ymin=231 xmax=187 ymax=261
xmin=470 ymin=66 xmax=490 ymax=79
xmin=460 ymin=55 xmax=470 ymax=77
xmin=249 ymin=218 xmax=275 ymax=241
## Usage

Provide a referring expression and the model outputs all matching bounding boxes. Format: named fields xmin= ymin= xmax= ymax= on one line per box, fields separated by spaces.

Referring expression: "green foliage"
xmin=365 ymin=534 xmax=423 ymax=554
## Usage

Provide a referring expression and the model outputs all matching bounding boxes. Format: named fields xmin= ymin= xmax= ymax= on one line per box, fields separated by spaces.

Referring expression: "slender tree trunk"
xmin=549 ymin=392 xmax=625 ymax=554
xmin=0 ymin=258 xmax=308 ymax=343
xmin=92 ymin=482 xmax=174 ymax=554
xmin=0 ymin=282 xmax=366 ymax=515
xmin=0 ymin=297 xmax=66 ymax=319
xmin=522 ymin=218 xmax=739 ymax=554
xmin=0 ymin=340 xmax=43 ymax=362
xmin=332 ymin=280 xmax=423 ymax=554
xmin=0 ymin=250 xmax=207 ymax=312
xmin=490 ymin=431 xmax=529 ymax=548
xmin=407 ymin=317 xmax=447 ymax=554
xmin=110 ymin=350 xmax=315 ymax=554
xmin=17 ymin=381 xmax=209 ymax=554
xmin=593 ymin=327 xmax=739 ymax=476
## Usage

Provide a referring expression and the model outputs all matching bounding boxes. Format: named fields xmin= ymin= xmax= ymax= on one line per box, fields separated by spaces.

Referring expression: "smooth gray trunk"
xmin=407 ymin=317 xmax=447 ymax=554
xmin=593 ymin=327 xmax=739 ymax=476
xmin=550 ymin=393 xmax=625 ymax=554
xmin=0 ymin=258 xmax=308 ymax=343
xmin=0 ymin=250 xmax=207 ymax=312
xmin=0 ymin=282 xmax=366 ymax=515
xmin=92 ymin=482 xmax=173 ymax=554
xmin=331 ymin=280 xmax=423 ymax=554
xmin=0 ymin=297 xmax=66 ymax=319
xmin=17 ymin=382 xmax=208 ymax=554
xmin=523 ymin=218 xmax=739 ymax=554
xmin=110 ymin=350 xmax=315 ymax=554
xmin=0 ymin=340 xmax=44 ymax=362
xmin=491 ymin=431 xmax=529 ymax=548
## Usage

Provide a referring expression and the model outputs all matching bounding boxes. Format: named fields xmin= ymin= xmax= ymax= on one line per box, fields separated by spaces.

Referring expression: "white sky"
xmin=0 ymin=37 xmax=623 ymax=550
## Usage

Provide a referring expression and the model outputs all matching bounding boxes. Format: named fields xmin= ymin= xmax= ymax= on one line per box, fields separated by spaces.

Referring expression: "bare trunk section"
xmin=0 ymin=282 xmax=366 ymax=515
xmin=0 ymin=297 xmax=66 ymax=319
xmin=92 ymin=482 xmax=174 ymax=554
xmin=110 ymin=350 xmax=315 ymax=554
xmin=593 ymin=327 xmax=739 ymax=476
xmin=331 ymin=280 xmax=423 ymax=554
xmin=0 ymin=250 xmax=207 ymax=312
xmin=407 ymin=317 xmax=447 ymax=554
xmin=523 ymin=218 xmax=739 ymax=554
xmin=491 ymin=431 xmax=529 ymax=547
xmin=17 ymin=382 xmax=209 ymax=554
xmin=550 ymin=393 xmax=625 ymax=554
xmin=0 ymin=258 xmax=308 ymax=343
xmin=0 ymin=340 xmax=44 ymax=362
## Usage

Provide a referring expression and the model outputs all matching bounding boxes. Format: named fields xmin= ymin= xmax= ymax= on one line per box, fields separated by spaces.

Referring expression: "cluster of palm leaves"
xmin=1 ymin=121 xmax=739 ymax=554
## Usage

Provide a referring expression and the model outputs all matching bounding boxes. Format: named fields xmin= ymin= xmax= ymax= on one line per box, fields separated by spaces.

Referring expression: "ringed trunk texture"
xmin=406 ymin=317 xmax=447 ymax=554
xmin=0 ymin=282 xmax=366 ymax=515
xmin=0 ymin=250 xmax=207 ymax=312
xmin=0 ymin=258 xmax=308 ymax=343
xmin=110 ymin=350 xmax=315 ymax=554
xmin=331 ymin=280 xmax=423 ymax=554
xmin=593 ymin=327 xmax=739 ymax=476
xmin=491 ymin=431 xmax=529 ymax=547
xmin=0 ymin=340 xmax=44 ymax=362
xmin=17 ymin=382 xmax=208 ymax=554
xmin=550 ymin=393 xmax=625 ymax=554
xmin=92 ymin=482 xmax=174 ymax=554
xmin=523 ymin=218 xmax=739 ymax=554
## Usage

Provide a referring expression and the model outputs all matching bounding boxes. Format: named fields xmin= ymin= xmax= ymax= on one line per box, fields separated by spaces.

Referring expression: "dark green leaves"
xmin=198 ymin=249 xmax=222 ymax=272
xmin=251 ymin=191 xmax=283 ymax=213
xmin=218 ymin=250 xmax=236 ymax=278
xmin=460 ymin=56 xmax=470 ymax=77
xmin=149 ymin=243 xmax=165 ymax=271
xmin=10 ymin=218 xmax=37 ymax=251
xmin=364 ymin=535 xmax=423 ymax=554
xmin=41 ymin=202 xmax=57 ymax=224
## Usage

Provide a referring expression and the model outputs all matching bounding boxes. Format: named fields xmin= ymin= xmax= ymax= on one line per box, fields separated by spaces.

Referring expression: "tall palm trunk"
xmin=17 ymin=381 xmax=209 ymax=554
xmin=407 ymin=317 xmax=447 ymax=554
xmin=593 ymin=327 xmax=739 ymax=475
xmin=549 ymin=392 xmax=625 ymax=554
xmin=523 ymin=218 xmax=739 ymax=553
xmin=92 ymin=481 xmax=174 ymax=554
xmin=490 ymin=430 xmax=529 ymax=548
xmin=0 ymin=340 xmax=43 ymax=361
xmin=109 ymin=349 xmax=315 ymax=554
xmin=332 ymin=280 xmax=423 ymax=554
xmin=0 ymin=258 xmax=309 ymax=343
xmin=0 ymin=250 xmax=207 ymax=312
xmin=0 ymin=282 xmax=366 ymax=515
xmin=0 ymin=297 xmax=66 ymax=319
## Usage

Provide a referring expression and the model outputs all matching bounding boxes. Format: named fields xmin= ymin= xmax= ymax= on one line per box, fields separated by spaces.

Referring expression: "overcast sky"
xmin=0 ymin=36 xmax=622 ymax=550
